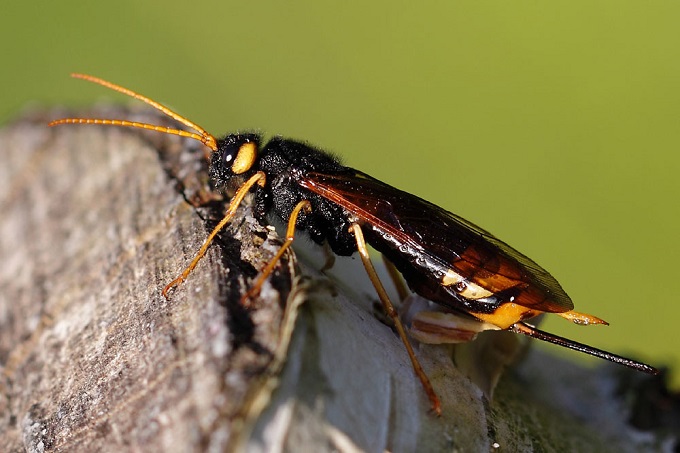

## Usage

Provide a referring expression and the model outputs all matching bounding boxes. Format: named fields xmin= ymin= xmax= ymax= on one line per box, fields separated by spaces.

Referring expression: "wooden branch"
xmin=0 ymin=109 xmax=671 ymax=452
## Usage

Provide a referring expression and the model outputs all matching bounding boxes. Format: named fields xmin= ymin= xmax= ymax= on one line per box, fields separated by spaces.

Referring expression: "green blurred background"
xmin=2 ymin=2 xmax=678 ymax=386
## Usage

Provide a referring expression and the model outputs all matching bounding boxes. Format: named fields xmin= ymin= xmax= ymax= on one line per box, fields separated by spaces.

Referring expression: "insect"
xmin=50 ymin=74 xmax=659 ymax=415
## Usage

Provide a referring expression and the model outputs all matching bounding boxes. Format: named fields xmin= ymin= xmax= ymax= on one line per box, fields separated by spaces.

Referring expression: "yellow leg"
xmin=349 ymin=224 xmax=442 ymax=416
xmin=162 ymin=172 xmax=267 ymax=298
xmin=241 ymin=200 xmax=312 ymax=306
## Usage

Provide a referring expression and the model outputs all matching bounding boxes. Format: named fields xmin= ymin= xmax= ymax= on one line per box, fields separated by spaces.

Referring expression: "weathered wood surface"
xmin=0 ymin=109 xmax=673 ymax=452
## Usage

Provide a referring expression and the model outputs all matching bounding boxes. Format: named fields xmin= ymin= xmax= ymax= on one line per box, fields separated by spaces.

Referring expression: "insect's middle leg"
xmin=349 ymin=223 xmax=442 ymax=416
xmin=241 ymin=200 xmax=312 ymax=306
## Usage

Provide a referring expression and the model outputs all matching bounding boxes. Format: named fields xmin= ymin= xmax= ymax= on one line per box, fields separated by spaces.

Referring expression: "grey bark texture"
xmin=0 ymin=109 xmax=675 ymax=452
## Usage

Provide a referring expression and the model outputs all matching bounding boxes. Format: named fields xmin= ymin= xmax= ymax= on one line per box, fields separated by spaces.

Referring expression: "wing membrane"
xmin=300 ymin=170 xmax=573 ymax=314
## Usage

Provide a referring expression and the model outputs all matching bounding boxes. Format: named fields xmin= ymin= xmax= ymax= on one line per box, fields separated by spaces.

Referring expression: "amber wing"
xmin=299 ymin=169 xmax=574 ymax=314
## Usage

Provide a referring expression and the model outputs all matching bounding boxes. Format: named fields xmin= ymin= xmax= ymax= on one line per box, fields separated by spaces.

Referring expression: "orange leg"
xmin=241 ymin=200 xmax=312 ymax=306
xmin=162 ymin=172 xmax=267 ymax=298
xmin=349 ymin=224 xmax=442 ymax=416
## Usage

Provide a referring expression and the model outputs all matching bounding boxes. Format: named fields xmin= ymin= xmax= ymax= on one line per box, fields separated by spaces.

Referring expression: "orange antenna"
xmin=48 ymin=73 xmax=218 ymax=152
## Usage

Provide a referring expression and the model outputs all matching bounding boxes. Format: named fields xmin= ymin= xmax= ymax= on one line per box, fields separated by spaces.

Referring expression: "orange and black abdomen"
xmin=299 ymin=170 xmax=574 ymax=326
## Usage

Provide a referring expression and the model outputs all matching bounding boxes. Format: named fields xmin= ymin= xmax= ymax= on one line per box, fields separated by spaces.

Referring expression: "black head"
xmin=209 ymin=133 xmax=262 ymax=193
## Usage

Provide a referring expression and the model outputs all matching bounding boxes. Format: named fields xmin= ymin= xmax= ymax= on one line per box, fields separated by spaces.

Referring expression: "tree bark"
xmin=0 ymin=109 xmax=673 ymax=452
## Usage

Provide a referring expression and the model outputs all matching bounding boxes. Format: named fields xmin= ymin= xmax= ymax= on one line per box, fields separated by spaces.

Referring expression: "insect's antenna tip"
xmin=70 ymin=73 xmax=92 ymax=81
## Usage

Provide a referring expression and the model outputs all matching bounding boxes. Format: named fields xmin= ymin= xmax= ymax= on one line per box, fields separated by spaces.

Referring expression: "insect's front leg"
xmin=162 ymin=171 xmax=266 ymax=298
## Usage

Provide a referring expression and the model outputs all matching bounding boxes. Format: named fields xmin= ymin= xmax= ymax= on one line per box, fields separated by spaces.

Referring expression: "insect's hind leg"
xmin=349 ymin=223 xmax=442 ymax=416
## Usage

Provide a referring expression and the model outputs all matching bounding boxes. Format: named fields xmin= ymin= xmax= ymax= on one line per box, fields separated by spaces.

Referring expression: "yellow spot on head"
xmin=232 ymin=142 xmax=258 ymax=174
